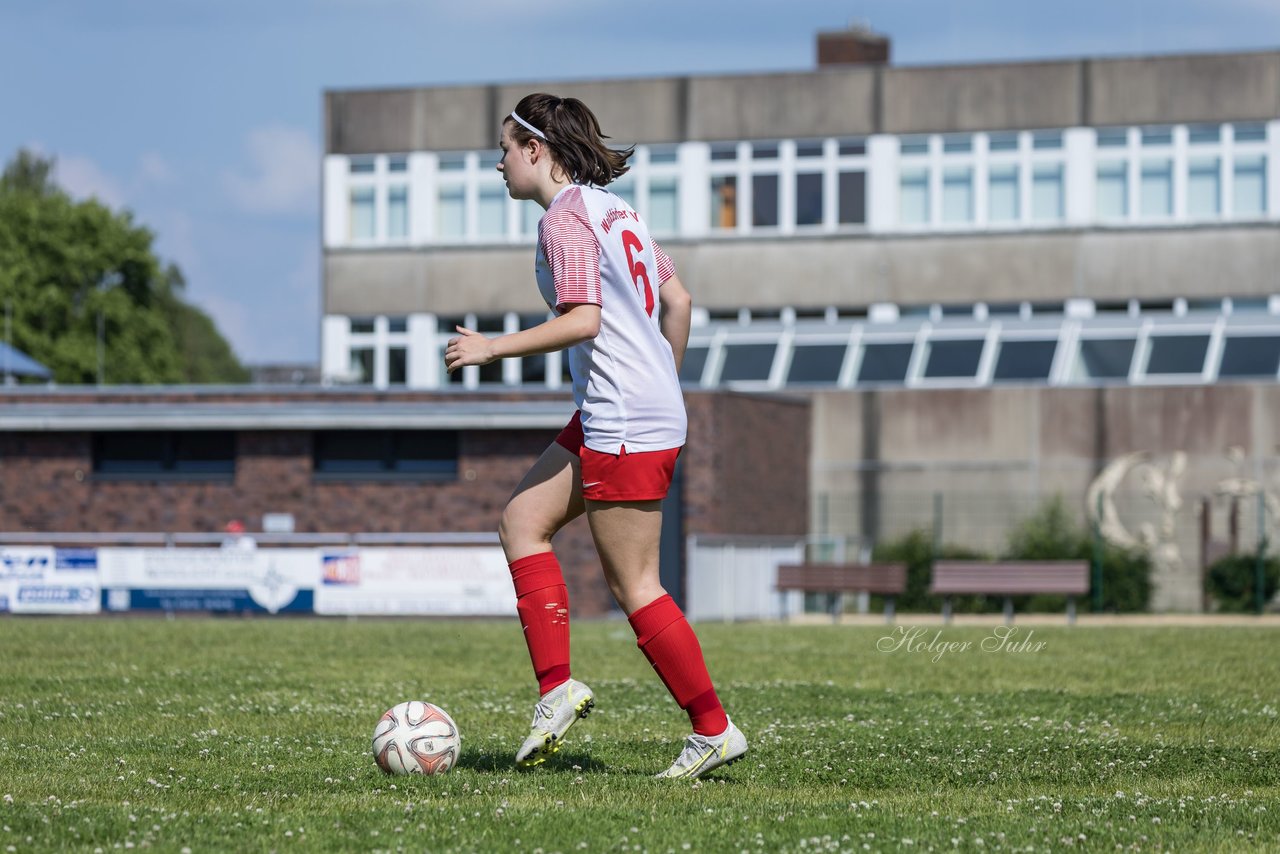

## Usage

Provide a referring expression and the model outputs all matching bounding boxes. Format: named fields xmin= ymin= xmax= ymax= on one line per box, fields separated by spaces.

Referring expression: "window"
xmin=387 ymin=317 xmax=408 ymax=333
xmin=522 ymin=202 xmax=542 ymax=238
xmin=477 ymin=187 xmax=506 ymax=238
xmin=1031 ymin=165 xmax=1063 ymax=222
xmin=349 ymin=187 xmax=375 ymax=240
xmin=649 ymin=177 xmax=679 ymax=233
xmin=710 ymin=144 xmax=738 ymax=161
xmin=1078 ymin=338 xmax=1135 ymax=380
xmin=899 ymin=167 xmax=929 ymax=225
xmin=1188 ymin=125 xmax=1221 ymax=145
xmin=438 ymin=154 xmax=466 ymax=172
xmin=1140 ymin=159 xmax=1173 ymax=218
xmin=719 ymin=343 xmax=776 ymax=382
xmin=1233 ymin=155 xmax=1267 ymax=217
xmin=838 ymin=139 xmax=866 ymax=156
xmin=1145 ymin=335 xmax=1209 ymax=375
xmin=710 ymin=176 xmax=737 ymax=229
xmin=93 ymin=432 xmax=235 ymax=478
xmin=437 ymin=186 xmax=465 ymax=239
xmin=752 ymin=174 xmax=780 ymax=227
xmin=1096 ymin=161 xmax=1128 ymax=219
xmin=900 ymin=136 xmax=929 ymax=155
xmin=680 ymin=346 xmax=709 ymax=385
xmin=388 ymin=155 xmax=408 ymax=173
xmin=922 ymin=339 xmax=985 ymax=379
xmin=1187 ymin=157 xmax=1221 ymax=218
xmin=942 ymin=135 xmax=972 ymax=154
xmin=796 ymin=140 xmax=825 ymax=158
xmin=1219 ymin=337 xmax=1280 ymax=378
xmin=942 ymin=167 xmax=973 ymax=224
xmin=518 ymin=313 xmax=550 ymax=384
xmin=350 ymin=318 xmax=375 ymax=334
xmin=1032 ymin=131 xmax=1063 ymax=150
xmin=993 ymin=340 xmax=1057 ymax=382
xmin=349 ymin=348 xmax=374 ymax=383
xmin=988 ymin=132 xmax=1019 ymax=152
xmin=649 ymin=146 xmax=678 ymax=164
xmin=1096 ymin=128 xmax=1128 ymax=148
xmin=837 ymin=171 xmax=866 ymax=225
xmin=388 ymin=347 xmax=407 ymax=385
xmin=349 ymin=157 xmax=375 ymax=174
xmin=1141 ymin=126 xmax=1173 ymax=146
xmin=313 ymin=431 xmax=458 ymax=479
xmin=796 ymin=173 xmax=823 ymax=227
xmin=1234 ymin=123 xmax=1267 ymax=143
xmin=988 ymin=165 xmax=1019 ymax=223
xmin=387 ymin=186 xmax=408 ymax=239
xmin=786 ymin=344 xmax=846 ymax=384
xmin=858 ymin=342 xmax=914 ymax=383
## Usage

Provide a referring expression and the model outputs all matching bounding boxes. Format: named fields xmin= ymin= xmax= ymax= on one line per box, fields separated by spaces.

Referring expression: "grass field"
xmin=0 ymin=618 xmax=1277 ymax=852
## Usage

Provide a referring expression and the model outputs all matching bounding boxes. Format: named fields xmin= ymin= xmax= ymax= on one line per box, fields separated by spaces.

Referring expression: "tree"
xmin=0 ymin=149 xmax=249 ymax=384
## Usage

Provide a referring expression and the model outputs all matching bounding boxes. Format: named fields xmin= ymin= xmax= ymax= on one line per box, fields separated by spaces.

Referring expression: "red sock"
xmin=509 ymin=552 xmax=571 ymax=696
xmin=627 ymin=594 xmax=729 ymax=736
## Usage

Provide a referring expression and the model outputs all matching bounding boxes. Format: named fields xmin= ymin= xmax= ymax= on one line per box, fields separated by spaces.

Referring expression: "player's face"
xmin=497 ymin=123 xmax=535 ymax=200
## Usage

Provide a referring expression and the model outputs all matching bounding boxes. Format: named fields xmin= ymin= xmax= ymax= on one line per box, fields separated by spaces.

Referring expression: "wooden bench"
xmin=929 ymin=561 xmax=1090 ymax=624
xmin=776 ymin=563 xmax=907 ymax=623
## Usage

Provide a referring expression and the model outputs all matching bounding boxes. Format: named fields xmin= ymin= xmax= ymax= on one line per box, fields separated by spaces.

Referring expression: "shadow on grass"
xmin=457 ymin=747 xmax=608 ymax=774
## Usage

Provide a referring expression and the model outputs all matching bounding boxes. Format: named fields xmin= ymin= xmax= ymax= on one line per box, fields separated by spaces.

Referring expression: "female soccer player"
xmin=444 ymin=93 xmax=747 ymax=779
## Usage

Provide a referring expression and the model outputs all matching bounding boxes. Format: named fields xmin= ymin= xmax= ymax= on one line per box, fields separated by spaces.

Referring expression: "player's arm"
xmin=444 ymin=304 xmax=600 ymax=373
xmin=659 ymin=274 xmax=692 ymax=372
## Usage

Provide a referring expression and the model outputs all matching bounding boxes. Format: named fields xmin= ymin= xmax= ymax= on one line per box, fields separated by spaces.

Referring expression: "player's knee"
xmin=499 ymin=505 xmax=542 ymax=555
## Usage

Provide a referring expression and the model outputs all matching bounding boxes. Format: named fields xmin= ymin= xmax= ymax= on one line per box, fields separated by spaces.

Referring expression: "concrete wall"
xmin=809 ymin=383 xmax=1280 ymax=611
xmin=325 ymin=224 xmax=1280 ymax=315
xmin=326 ymin=50 xmax=1280 ymax=151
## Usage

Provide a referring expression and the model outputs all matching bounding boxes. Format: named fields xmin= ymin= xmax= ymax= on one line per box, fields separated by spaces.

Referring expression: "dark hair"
xmin=505 ymin=94 xmax=633 ymax=185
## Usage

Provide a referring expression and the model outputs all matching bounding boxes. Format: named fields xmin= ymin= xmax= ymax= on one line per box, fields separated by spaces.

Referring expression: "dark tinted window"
xmin=1219 ymin=337 xmax=1280 ymax=378
xmin=923 ymin=340 xmax=985 ymax=379
xmin=94 ymin=432 xmax=235 ymax=477
xmin=719 ymin=343 xmax=777 ymax=382
xmin=1146 ymin=335 xmax=1210 ymax=375
xmin=680 ymin=346 xmax=709 ymax=385
xmin=993 ymin=340 xmax=1058 ymax=381
xmin=838 ymin=171 xmax=866 ymax=224
xmin=314 ymin=431 xmax=458 ymax=478
xmin=786 ymin=345 xmax=847 ymax=384
xmin=858 ymin=342 xmax=914 ymax=383
xmin=1079 ymin=339 xmax=1136 ymax=379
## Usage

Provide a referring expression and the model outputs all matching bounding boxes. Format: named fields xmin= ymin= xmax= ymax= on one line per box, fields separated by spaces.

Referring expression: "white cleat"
xmin=655 ymin=719 xmax=748 ymax=780
xmin=515 ymin=678 xmax=595 ymax=767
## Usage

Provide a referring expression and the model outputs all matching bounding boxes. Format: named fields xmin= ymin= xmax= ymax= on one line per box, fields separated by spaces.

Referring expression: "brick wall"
xmin=0 ymin=390 xmax=811 ymax=616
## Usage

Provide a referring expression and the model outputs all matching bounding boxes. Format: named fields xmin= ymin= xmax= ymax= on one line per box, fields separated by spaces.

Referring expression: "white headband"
xmin=509 ymin=111 xmax=547 ymax=140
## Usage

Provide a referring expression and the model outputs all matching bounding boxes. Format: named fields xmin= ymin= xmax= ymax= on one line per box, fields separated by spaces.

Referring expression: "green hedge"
xmin=869 ymin=496 xmax=1152 ymax=614
xmin=1206 ymin=553 xmax=1280 ymax=613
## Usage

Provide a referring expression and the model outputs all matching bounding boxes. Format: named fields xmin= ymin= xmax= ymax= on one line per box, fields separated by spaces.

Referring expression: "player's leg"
xmin=500 ymin=436 xmax=595 ymax=766
xmin=586 ymin=497 xmax=747 ymax=779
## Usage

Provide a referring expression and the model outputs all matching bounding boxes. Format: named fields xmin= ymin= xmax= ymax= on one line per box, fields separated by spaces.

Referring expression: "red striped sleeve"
xmin=653 ymin=238 xmax=676 ymax=285
xmin=539 ymin=188 xmax=602 ymax=308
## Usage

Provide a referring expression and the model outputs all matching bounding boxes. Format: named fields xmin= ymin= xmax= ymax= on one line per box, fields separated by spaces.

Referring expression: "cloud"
xmin=54 ymin=154 xmax=127 ymax=207
xmin=137 ymin=151 xmax=176 ymax=187
xmin=223 ymin=125 xmax=320 ymax=216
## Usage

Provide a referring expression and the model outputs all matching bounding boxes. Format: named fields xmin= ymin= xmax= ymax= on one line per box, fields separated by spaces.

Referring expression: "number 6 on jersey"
xmin=621 ymin=229 xmax=655 ymax=317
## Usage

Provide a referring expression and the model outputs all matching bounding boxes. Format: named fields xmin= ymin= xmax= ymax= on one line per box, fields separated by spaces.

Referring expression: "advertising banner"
xmin=0 ymin=547 xmax=101 ymax=615
xmin=97 ymin=548 xmax=320 ymax=614
xmin=315 ymin=546 xmax=516 ymax=616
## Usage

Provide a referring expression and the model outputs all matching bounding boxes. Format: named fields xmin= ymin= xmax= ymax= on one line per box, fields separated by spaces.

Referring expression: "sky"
xmin=2 ymin=0 xmax=1277 ymax=366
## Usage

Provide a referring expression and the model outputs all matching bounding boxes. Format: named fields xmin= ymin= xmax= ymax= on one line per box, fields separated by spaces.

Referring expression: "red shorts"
xmin=554 ymin=412 xmax=681 ymax=501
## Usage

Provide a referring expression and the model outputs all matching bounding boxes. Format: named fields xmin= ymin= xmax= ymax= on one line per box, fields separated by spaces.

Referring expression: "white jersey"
xmin=535 ymin=184 xmax=686 ymax=454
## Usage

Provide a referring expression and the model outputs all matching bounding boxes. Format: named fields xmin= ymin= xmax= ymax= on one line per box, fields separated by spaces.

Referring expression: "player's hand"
xmin=444 ymin=326 xmax=497 ymax=373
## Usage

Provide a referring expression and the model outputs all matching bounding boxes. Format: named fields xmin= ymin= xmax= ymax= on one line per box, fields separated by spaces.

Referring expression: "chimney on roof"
xmin=817 ymin=23 xmax=890 ymax=67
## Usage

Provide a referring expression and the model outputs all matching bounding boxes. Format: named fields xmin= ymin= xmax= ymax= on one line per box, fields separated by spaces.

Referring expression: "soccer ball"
xmin=372 ymin=701 xmax=461 ymax=775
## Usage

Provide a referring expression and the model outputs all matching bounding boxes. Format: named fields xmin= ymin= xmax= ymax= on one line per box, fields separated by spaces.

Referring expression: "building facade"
xmin=317 ymin=34 xmax=1280 ymax=610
